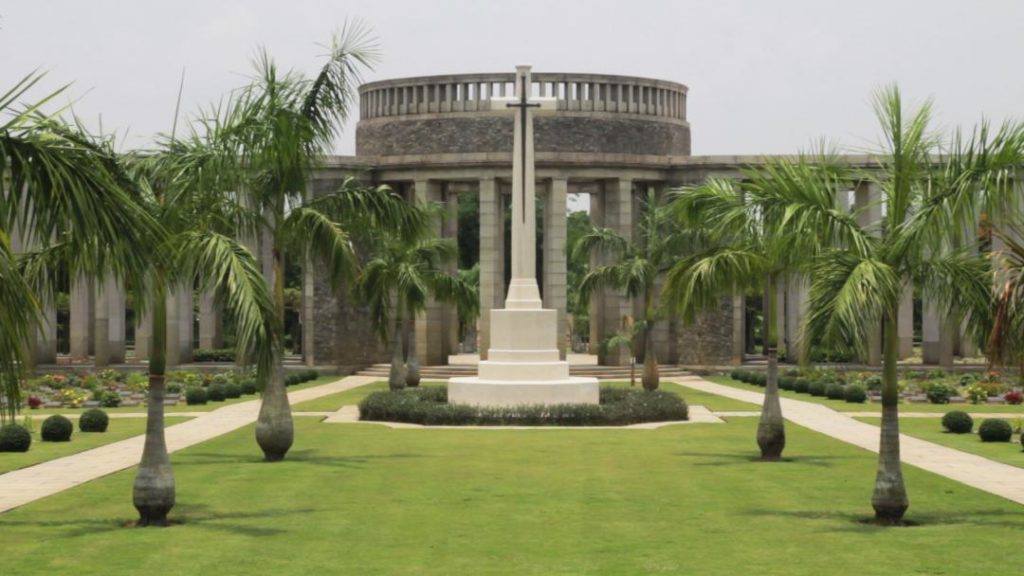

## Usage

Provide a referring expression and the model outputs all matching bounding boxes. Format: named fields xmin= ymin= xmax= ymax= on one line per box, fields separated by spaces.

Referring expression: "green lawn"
xmin=28 ymin=375 xmax=343 ymax=415
xmin=706 ymin=375 xmax=1024 ymax=413
xmin=857 ymin=416 xmax=1024 ymax=469
xmin=0 ymin=417 xmax=191 ymax=474
xmin=2 ymin=417 xmax=1024 ymax=574
xmin=292 ymin=379 xmax=761 ymax=414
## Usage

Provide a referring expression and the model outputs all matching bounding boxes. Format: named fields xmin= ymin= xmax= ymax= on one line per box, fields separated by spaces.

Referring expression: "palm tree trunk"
xmin=389 ymin=306 xmax=407 ymax=390
xmin=872 ymin=308 xmax=909 ymax=523
xmin=641 ymin=325 xmax=660 ymax=391
xmin=133 ymin=280 xmax=175 ymax=526
xmin=757 ymin=273 xmax=785 ymax=460
xmin=404 ymin=311 xmax=420 ymax=387
xmin=256 ymin=244 xmax=293 ymax=462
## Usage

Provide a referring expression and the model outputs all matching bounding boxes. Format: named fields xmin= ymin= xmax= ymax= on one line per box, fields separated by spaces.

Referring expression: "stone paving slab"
xmin=0 ymin=376 xmax=377 ymax=514
xmin=668 ymin=375 xmax=1024 ymax=506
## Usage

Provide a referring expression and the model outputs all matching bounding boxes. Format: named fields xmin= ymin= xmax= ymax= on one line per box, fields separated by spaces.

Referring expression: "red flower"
xmin=1004 ymin=391 xmax=1023 ymax=405
xmin=27 ymin=396 xmax=43 ymax=409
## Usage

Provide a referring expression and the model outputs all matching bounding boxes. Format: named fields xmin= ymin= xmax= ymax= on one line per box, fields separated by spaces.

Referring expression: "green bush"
xmin=224 ymin=383 xmax=242 ymax=399
xmin=825 ymin=383 xmax=846 ymax=400
xmin=862 ymin=375 xmax=883 ymax=392
xmin=166 ymin=382 xmax=182 ymax=394
xmin=0 ymin=424 xmax=32 ymax=452
xmin=240 ymin=378 xmax=257 ymax=395
xmin=79 ymin=408 xmax=109 ymax=433
xmin=98 ymin=390 xmax=122 ymax=408
xmin=793 ymin=378 xmax=810 ymax=394
xmin=843 ymin=385 xmax=867 ymax=403
xmin=750 ymin=372 xmax=767 ymax=387
xmin=729 ymin=370 xmax=742 ymax=381
xmin=778 ymin=376 xmax=795 ymax=391
xmin=207 ymin=384 xmax=227 ymax=402
xmin=942 ymin=410 xmax=973 ymax=434
xmin=359 ymin=386 xmax=688 ymax=426
xmin=734 ymin=371 xmax=752 ymax=383
xmin=41 ymin=415 xmax=73 ymax=442
xmin=979 ymin=419 xmax=1013 ymax=442
xmin=193 ymin=348 xmax=236 ymax=362
xmin=808 ymin=381 xmax=827 ymax=397
xmin=185 ymin=386 xmax=208 ymax=405
xmin=925 ymin=382 xmax=955 ymax=405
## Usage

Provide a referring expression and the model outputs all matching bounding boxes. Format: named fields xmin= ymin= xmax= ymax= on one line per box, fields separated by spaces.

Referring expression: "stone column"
xmin=444 ymin=186 xmax=460 ymax=356
xmin=69 ymin=273 xmax=93 ymax=361
xmin=731 ymin=289 xmax=745 ymax=365
xmin=898 ymin=285 xmax=914 ymax=359
xmin=165 ymin=283 xmax=193 ymax=367
xmin=855 ymin=181 xmax=882 ymax=366
xmin=599 ymin=178 xmax=633 ymax=365
xmin=198 ymin=290 xmax=222 ymax=350
xmin=94 ymin=277 xmax=126 ymax=366
xmin=477 ymin=177 xmax=505 ymax=359
xmin=922 ymin=301 xmax=954 ymax=367
xmin=543 ymin=177 xmax=569 ymax=359
xmin=301 ymin=184 xmax=316 ymax=367
xmin=784 ymin=274 xmax=808 ymax=362
xmin=588 ymin=189 xmax=606 ymax=356
xmin=414 ymin=179 xmax=447 ymax=365
xmin=9 ymin=217 xmax=57 ymax=364
xmin=135 ymin=308 xmax=151 ymax=362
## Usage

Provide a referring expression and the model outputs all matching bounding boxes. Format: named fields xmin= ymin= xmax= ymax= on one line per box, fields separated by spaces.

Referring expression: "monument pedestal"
xmin=449 ymin=307 xmax=598 ymax=407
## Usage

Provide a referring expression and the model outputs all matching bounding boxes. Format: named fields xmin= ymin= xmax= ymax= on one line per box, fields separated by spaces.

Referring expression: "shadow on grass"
xmin=674 ymin=451 xmax=852 ymax=468
xmin=742 ymin=507 xmax=1024 ymax=531
xmin=176 ymin=449 xmax=425 ymax=469
xmin=0 ymin=502 xmax=321 ymax=539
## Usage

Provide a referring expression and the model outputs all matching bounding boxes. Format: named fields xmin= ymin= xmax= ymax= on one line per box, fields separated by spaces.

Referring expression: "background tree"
xmin=666 ymin=153 xmax=851 ymax=460
xmin=988 ymin=224 xmax=1024 ymax=383
xmin=573 ymin=189 xmax=694 ymax=390
xmin=1 ymin=72 xmax=158 ymax=424
xmin=802 ymin=87 xmax=1021 ymax=523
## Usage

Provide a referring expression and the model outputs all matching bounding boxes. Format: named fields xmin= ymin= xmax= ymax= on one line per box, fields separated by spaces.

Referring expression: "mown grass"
xmin=857 ymin=415 xmax=1024 ymax=469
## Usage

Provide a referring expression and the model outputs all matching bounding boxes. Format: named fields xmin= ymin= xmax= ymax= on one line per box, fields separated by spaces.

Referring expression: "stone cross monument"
xmin=448 ymin=66 xmax=599 ymax=407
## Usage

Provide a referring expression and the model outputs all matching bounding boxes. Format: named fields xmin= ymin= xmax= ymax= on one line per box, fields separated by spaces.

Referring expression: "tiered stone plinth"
xmin=448 ymin=306 xmax=599 ymax=407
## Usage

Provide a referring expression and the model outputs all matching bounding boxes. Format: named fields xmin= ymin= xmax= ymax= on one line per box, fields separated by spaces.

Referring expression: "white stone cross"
xmin=489 ymin=65 xmax=556 ymax=309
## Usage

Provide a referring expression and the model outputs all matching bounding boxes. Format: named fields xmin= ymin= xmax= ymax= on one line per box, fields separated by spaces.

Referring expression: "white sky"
xmin=2 ymin=0 xmax=1023 ymax=158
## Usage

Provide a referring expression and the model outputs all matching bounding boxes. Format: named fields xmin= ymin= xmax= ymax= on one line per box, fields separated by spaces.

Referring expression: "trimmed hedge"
xmin=793 ymin=378 xmax=810 ymax=394
xmin=193 ymin=348 xmax=236 ymax=362
xmin=207 ymin=384 xmax=227 ymax=402
xmin=808 ymin=381 xmax=827 ymax=397
xmin=778 ymin=376 xmax=795 ymax=391
xmin=825 ymin=383 xmax=846 ymax=400
xmin=359 ymin=386 xmax=688 ymax=426
xmin=240 ymin=378 xmax=257 ymax=395
xmin=41 ymin=415 xmax=73 ymax=442
xmin=942 ymin=411 xmax=973 ymax=434
xmin=224 ymin=383 xmax=242 ymax=399
xmin=284 ymin=369 xmax=320 ymax=387
xmin=843 ymin=385 xmax=867 ymax=404
xmin=0 ymin=424 xmax=32 ymax=452
xmin=185 ymin=387 xmax=208 ymax=405
xmin=79 ymin=408 xmax=109 ymax=432
xmin=979 ymin=418 xmax=1012 ymax=442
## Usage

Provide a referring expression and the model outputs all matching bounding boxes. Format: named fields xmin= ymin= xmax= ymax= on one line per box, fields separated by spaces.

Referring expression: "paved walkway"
xmin=668 ymin=375 xmax=1024 ymax=506
xmin=0 ymin=376 xmax=376 ymax=514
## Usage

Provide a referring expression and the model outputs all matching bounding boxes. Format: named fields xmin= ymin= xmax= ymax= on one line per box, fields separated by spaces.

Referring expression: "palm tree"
xmin=356 ymin=224 xmax=467 ymax=390
xmin=2 ymin=72 xmax=159 ymax=424
xmin=115 ymin=145 xmax=276 ymax=526
xmin=601 ymin=317 xmax=640 ymax=387
xmin=802 ymin=87 xmax=1021 ymax=523
xmin=666 ymin=153 xmax=851 ymax=460
xmin=989 ymin=223 xmax=1024 ymax=383
xmin=172 ymin=24 xmax=424 ymax=461
xmin=574 ymin=188 xmax=694 ymax=390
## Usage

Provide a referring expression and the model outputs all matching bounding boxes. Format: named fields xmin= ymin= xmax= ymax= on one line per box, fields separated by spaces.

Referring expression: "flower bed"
xmin=358 ymin=385 xmax=688 ymax=426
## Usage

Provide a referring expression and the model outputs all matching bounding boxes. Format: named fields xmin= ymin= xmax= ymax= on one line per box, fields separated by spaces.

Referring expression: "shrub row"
xmin=192 ymin=348 xmax=236 ymax=362
xmin=184 ymin=369 xmax=318 ymax=405
xmin=942 ymin=411 xmax=1022 ymax=445
xmin=358 ymin=386 xmax=688 ymax=426
xmin=730 ymin=370 xmax=866 ymax=404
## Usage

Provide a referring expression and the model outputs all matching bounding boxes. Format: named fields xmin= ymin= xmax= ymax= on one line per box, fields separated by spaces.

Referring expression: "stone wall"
xmin=356 ymin=114 xmax=690 ymax=158
xmin=675 ymin=297 xmax=737 ymax=366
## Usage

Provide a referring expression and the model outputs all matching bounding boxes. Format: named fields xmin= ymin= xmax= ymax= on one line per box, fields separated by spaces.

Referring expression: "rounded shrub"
xmin=863 ymin=375 xmax=883 ymax=392
xmin=185 ymin=386 xmax=208 ymax=405
xmin=843 ymin=385 xmax=867 ymax=403
xmin=793 ymin=378 xmax=810 ymax=394
xmin=942 ymin=410 xmax=974 ymax=434
xmin=207 ymin=384 xmax=227 ymax=402
xmin=808 ymin=381 xmax=827 ymax=397
xmin=751 ymin=372 xmax=767 ymax=387
xmin=925 ymin=383 xmax=954 ymax=405
xmin=79 ymin=408 xmax=109 ymax=432
xmin=979 ymin=418 xmax=1013 ymax=442
xmin=778 ymin=376 xmax=795 ymax=391
xmin=0 ymin=424 xmax=32 ymax=452
xmin=41 ymin=414 xmax=73 ymax=442
xmin=825 ymin=383 xmax=846 ymax=400
xmin=729 ymin=370 xmax=742 ymax=381
xmin=224 ymin=383 xmax=242 ymax=399
xmin=240 ymin=378 xmax=257 ymax=395
xmin=99 ymin=390 xmax=122 ymax=408
xmin=736 ymin=371 xmax=753 ymax=383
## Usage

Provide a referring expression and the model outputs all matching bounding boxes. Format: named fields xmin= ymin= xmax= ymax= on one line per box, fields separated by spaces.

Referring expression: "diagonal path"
xmin=0 ymin=375 xmax=376 ymax=514
xmin=668 ymin=375 xmax=1024 ymax=506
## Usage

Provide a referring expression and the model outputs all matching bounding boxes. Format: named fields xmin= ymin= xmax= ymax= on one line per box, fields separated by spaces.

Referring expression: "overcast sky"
xmin=3 ymin=0 xmax=1023 ymax=157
